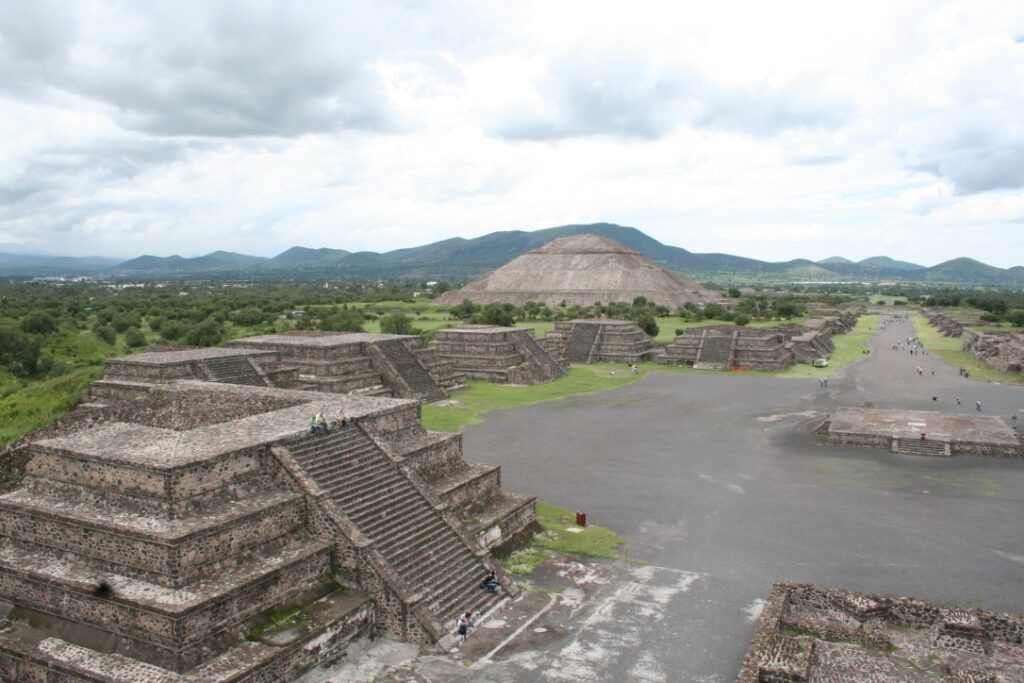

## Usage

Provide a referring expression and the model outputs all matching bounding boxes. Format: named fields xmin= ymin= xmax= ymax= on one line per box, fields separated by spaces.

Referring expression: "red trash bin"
xmin=575 ymin=510 xmax=587 ymax=527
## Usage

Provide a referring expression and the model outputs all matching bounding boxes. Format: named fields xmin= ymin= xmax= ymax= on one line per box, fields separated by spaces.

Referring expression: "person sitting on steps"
xmin=479 ymin=569 xmax=501 ymax=594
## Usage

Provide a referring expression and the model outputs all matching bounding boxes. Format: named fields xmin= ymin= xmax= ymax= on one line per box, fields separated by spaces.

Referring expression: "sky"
xmin=1 ymin=1 xmax=1023 ymax=267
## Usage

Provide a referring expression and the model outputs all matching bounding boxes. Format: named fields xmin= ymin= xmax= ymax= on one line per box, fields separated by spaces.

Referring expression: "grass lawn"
xmin=499 ymin=501 xmax=624 ymax=576
xmin=421 ymin=363 xmax=645 ymax=432
xmin=0 ymin=366 xmax=102 ymax=446
xmin=911 ymin=314 xmax=1024 ymax=384
xmin=514 ymin=321 xmax=556 ymax=337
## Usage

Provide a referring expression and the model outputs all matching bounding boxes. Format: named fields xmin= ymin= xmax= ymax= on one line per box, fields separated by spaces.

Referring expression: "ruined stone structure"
xmin=434 ymin=233 xmax=723 ymax=309
xmin=924 ymin=309 xmax=1024 ymax=376
xmin=0 ymin=380 xmax=535 ymax=681
xmin=539 ymin=319 xmax=661 ymax=364
xmin=93 ymin=333 xmax=465 ymax=404
xmin=736 ymin=583 xmax=1024 ymax=682
xmin=825 ymin=408 xmax=1023 ymax=459
xmin=428 ymin=325 xmax=566 ymax=384
xmin=960 ymin=329 xmax=1024 ymax=375
xmin=656 ymin=315 xmax=854 ymax=371
xmin=226 ymin=332 xmax=464 ymax=402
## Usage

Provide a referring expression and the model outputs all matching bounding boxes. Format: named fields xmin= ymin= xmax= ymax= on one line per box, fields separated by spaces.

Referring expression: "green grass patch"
xmin=530 ymin=501 xmax=624 ymax=559
xmin=498 ymin=548 xmax=551 ymax=575
xmin=498 ymin=502 xmax=625 ymax=576
xmin=246 ymin=605 xmax=311 ymax=640
xmin=0 ymin=366 xmax=102 ymax=447
xmin=421 ymin=363 xmax=645 ymax=432
xmin=911 ymin=314 xmax=1024 ymax=384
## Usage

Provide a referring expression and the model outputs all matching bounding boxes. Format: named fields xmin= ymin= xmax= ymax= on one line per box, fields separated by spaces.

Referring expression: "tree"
xmin=727 ymin=288 xmax=742 ymax=298
xmin=231 ymin=306 xmax=266 ymax=326
xmin=160 ymin=321 xmax=187 ymax=342
xmin=0 ymin=327 xmax=41 ymax=376
xmin=1006 ymin=310 xmax=1024 ymax=328
xmin=636 ymin=313 xmax=659 ymax=338
xmin=734 ymin=314 xmax=751 ymax=327
xmin=21 ymin=312 xmax=58 ymax=336
xmin=319 ymin=308 xmax=364 ymax=332
xmin=186 ymin=319 xmax=224 ymax=346
xmin=450 ymin=299 xmax=479 ymax=321
xmin=94 ymin=325 xmax=117 ymax=345
xmin=112 ymin=311 xmax=141 ymax=333
xmin=473 ymin=303 xmax=516 ymax=327
xmin=379 ymin=312 xmax=417 ymax=335
xmin=125 ymin=328 xmax=148 ymax=348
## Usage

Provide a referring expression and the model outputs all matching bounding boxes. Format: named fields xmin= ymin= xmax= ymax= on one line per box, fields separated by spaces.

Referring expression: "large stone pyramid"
xmin=434 ymin=233 xmax=720 ymax=308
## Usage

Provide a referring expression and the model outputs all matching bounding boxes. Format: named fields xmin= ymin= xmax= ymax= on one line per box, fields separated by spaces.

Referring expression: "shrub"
xmin=319 ymin=309 xmax=364 ymax=333
xmin=21 ymin=312 xmax=58 ymax=336
xmin=160 ymin=321 xmax=187 ymax=342
xmin=0 ymin=327 xmax=42 ymax=376
xmin=734 ymin=314 xmax=751 ymax=327
xmin=186 ymin=319 xmax=224 ymax=347
xmin=636 ymin=313 xmax=659 ymax=337
xmin=125 ymin=328 xmax=147 ymax=348
xmin=379 ymin=312 xmax=417 ymax=335
xmin=93 ymin=325 xmax=117 ymax=345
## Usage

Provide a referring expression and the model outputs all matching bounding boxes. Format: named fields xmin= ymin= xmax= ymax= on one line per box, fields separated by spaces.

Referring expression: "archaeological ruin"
xmin=824 ymin=407 xmax=1023 ymax=458
xmin=90 ymin=332 xmax=465 ymax=405
xmin=736 ymin=582 xmax=1024 ymax=683
xmin=428 ymin=325 xmax=565 ymax=384
xmin=433 ymin=233 xmax=724 ymax=309
xmin=656 ymin=312 xmax=858 ymax=371
xmin=925 ymin=309 xmax=1024 ymax=376
xmin=539 ymin=319 xmax=661 ymax=364
xmin=0 ymin=374 xmax=535 ymax=681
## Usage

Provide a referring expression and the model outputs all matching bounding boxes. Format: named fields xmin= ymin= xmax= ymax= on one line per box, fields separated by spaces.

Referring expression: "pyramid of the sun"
xmin=434 ymin=233 xmax=720 ymax=308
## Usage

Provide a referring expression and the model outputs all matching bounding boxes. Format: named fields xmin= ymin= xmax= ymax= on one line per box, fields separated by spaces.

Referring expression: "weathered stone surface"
xmin=434 ymin=233 xmax=723 ymax=308
xmin=0 ymin=373 xmax=534 ymax=681
xmin=736 ymin=584 xmax=1024 ymax=683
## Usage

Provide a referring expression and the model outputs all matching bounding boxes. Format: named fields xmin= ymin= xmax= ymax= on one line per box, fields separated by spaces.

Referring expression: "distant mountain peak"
xmin=817 ymin=256 xmax=853 ymax=265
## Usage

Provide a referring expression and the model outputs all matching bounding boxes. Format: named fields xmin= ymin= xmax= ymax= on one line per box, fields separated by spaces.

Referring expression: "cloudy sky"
xmin=1 ymin=1 xmax=1023 ymax=266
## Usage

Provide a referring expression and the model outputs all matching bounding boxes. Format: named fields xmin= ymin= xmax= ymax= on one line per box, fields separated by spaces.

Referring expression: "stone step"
xmin=317 ymin=459 xmax=397 ymax=496
xmin=344 ymin=484 xmax=424 ymax=521
xmin=415 ymin=546 xmax=481 ymax=598
xmin=355 ymin=497 xmax=438 ymax=542
xmin=293 ymin=442 xmax=380 ymax=474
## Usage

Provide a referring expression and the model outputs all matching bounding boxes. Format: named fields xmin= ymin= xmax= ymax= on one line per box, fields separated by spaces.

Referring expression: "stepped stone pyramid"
xmin=434 ymin=233 xmax=722 ymax=308
xmin=91 ymin=333 xmax=464 ymax=405
xmin=0 ymin=379 xmax=534 ymax=681
xmin=227 ymin=332 xmax=463 ymax=403
xmin=428 ymin=325 xmax=566 ymax=384
xmin=541 ymin=320 xmax=661 ymax=364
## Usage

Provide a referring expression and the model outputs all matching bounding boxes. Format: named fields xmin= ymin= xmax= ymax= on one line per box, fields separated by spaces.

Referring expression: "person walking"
xmin=956 ymin=396 xmax=961 ymax=406
xmin=976 ymin=400 xmax=982 ymax=413
xmin=456 ymin=611 xmax=474 ymax=643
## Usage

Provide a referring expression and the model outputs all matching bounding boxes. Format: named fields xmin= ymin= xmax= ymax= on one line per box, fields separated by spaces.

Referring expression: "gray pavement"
xmin=460 ymin=313 xmax=1024 ymax=681
xmin=309 ymin=313 xmax=1024 ymax=682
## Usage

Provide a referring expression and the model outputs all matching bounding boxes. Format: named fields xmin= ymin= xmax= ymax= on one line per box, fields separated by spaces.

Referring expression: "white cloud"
xmin=0 ymin=0 xmax=1022 ymax=266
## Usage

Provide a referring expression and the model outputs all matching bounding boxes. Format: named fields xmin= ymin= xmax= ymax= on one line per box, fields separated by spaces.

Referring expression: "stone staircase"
xmin=199 ymin=355 xmax=267 ymax=386
xmin=373 ymin=339 xmax=446 ymax=402
xmin=564 ymin=324 xmax=601 ymax=363
xmin=894 ymin=438 xmax=949 ymax=457
xmin=510 ymin=329 xmax=565 ymax=380
xmin=284 ymin=425 xmax=501 ymax=631
xmin=695 ymin=332 xmax=734 ymax=370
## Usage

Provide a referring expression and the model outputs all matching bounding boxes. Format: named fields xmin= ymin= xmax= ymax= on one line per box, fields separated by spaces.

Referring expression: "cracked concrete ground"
xmin=304 ymin=313 xmax=1024 ymax=682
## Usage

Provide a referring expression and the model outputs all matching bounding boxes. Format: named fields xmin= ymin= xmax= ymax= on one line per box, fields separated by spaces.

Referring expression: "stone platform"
xmin=0 ymin=380 xmax=534 ymax=682
xmin=541 ymin=319 xmax=660 ymax=364
xmin=227 ymin=332 xmax=463 ymax=403
xmin=428 ymin=325 xmax=565 ymax=384
xmin=736 ymin=583 xmax=1024 ymax=683
xmin=826 ymin=408 xmax=1022 ymax=458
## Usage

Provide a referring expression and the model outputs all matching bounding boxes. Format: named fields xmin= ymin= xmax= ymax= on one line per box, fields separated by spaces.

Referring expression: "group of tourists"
xmin=307 ymin=408 xmax=350 ymax=434
xmin=453 ymin=570 xmax=509 ymax=644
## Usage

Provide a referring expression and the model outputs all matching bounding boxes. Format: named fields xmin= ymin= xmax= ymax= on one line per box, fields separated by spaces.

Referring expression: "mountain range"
xmin=1 ymin=223 xmax=1022 ymax=286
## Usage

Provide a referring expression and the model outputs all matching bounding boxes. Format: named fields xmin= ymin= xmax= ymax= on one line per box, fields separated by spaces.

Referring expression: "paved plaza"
xmin=315 ymin=314 xmax=1024 ymax=682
